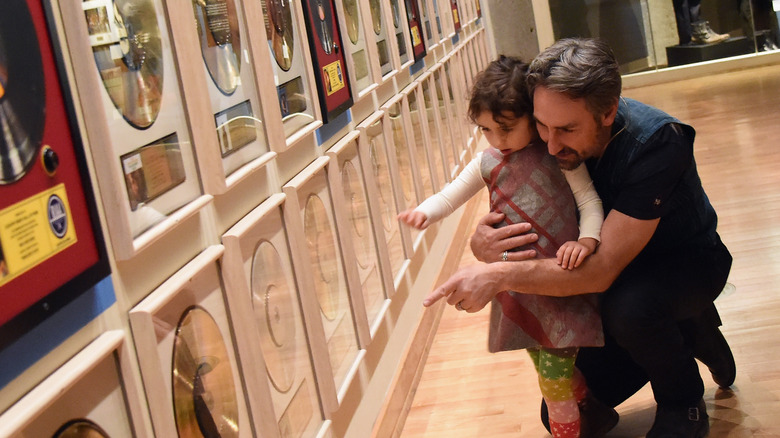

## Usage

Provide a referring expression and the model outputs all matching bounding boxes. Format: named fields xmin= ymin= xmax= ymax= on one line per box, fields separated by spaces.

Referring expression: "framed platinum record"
xmin=261 ymin=0 xmax=319 ymax=139
xmin=190 ymin=0 xmax=272 ymax=179
xmin=60 ymin=0 xmax=210 ymax=259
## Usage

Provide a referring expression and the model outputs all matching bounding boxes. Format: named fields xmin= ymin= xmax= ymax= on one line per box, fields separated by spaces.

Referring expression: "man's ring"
xmin=502 ymin=251 xmax=508 ymax=261
xmin=456 ymin=301 xmax=464 ymax=311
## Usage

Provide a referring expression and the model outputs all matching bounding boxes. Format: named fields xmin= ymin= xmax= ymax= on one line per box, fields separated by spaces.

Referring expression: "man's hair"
xmin=527 ymin=38 xmax=622 ymax=120
xmin=468 ymin=55 xmax=532 ymax=123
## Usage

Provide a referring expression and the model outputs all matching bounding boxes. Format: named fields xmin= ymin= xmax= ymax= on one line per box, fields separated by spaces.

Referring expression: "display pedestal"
xmin=666 ymin=37 xmax=753 ymax=66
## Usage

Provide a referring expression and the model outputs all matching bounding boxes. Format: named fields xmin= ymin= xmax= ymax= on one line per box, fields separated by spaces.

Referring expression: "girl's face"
xmin=475 ymin=111 xmax=537 ymax=155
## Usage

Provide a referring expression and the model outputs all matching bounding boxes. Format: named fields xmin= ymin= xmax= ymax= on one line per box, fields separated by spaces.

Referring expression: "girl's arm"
xmin=411 ymin=152 xmax=486 ymax=223
xmin=562 ymin=163 xmax=604 ymax=243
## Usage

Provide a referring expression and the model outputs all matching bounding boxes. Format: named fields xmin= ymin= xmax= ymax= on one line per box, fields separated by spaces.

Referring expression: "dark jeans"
xmin=673 ymin=0 xmax=703 ymax=44
xmin=576 ymin=235 xmax=733 ymax=408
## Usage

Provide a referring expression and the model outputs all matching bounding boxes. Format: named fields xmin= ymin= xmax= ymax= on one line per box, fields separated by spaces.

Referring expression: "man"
xmin=423 ymin=38 xmax=735 ymax=438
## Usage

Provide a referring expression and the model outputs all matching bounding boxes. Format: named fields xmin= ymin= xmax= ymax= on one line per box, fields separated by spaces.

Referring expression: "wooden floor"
xmin=400 ymin=64 xmax=780 ymax=437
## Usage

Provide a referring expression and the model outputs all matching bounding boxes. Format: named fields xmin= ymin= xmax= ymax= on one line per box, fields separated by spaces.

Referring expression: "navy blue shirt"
xmin=585 ymin=98 xmax=720 ymax=256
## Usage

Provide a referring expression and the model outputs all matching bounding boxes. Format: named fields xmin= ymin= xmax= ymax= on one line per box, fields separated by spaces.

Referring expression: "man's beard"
xmin=555 ymin=148 xmax=584 ymax=170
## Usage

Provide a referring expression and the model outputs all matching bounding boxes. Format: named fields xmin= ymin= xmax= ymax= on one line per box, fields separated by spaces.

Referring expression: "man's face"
xmin=533 ymin=86 xmax=614 ymax=170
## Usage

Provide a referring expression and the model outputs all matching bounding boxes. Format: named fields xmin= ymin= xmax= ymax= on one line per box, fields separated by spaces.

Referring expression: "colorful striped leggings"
xmin=528 ymin=347 xmax=586 ymax=438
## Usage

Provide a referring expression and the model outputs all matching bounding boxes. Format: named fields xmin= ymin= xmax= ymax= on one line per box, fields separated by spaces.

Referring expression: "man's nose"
xmin=546 ymin=131 xmax=563 ymax=155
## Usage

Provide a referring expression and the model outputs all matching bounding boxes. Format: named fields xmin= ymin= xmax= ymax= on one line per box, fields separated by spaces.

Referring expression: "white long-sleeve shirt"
xmin=414 ymin=151 xmax=604 ymax=242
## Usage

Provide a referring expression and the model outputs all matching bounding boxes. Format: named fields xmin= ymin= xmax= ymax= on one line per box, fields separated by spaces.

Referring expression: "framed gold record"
xmin=388 ymin=0 xmax=411 ymax=66
xmin=402 ymin=82 xmax=438 ymax=199
xmin=129 ymin=246 xmax=257 ymax=436
xmin=222 ymin=193 xmax=332 ymax=434
xmin=186 ymin=0 xmax=275 ymax=183
xmin=333 ymin=0 xmax=374 ymax=96
xmin=58 ymin=0 xmax=211 ymax=260
xmin=441 ymin=56 xmax=469 ymax=158
xmin=418 ymin=71 xmax=450 ymax=187
xmin=326 ymin=131 xmax=393 ymax=329
xmin=260 ymin=0 xmax=320 ymax=143
xmin=282 ymin=157 xmax=365 ymax=403
xmin=366 ymin=0 xmax=394 ymax=77
xmin=432 ymin=62 xmax=461 ymax=175
xmin=356 ymin=110 xmax=412 ymax=285
xmin=0 ymin=331 xmax=147 ymax=437
xmin=417 ymin=0 xmax=438 ymax=50
xmin=380 ymin=96 xmax=421 ymax=255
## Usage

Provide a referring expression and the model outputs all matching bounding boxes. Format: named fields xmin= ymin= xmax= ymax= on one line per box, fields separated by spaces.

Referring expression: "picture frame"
xmin=59 ymin=0 xmax=213 ymax=260
xmin=300 ymin=0 xmax=355 ymax=123
xmin=128 ymin=245 xmax=258 ymax=436
xmin=326 ymin=131 xmax=394 ymax=334
xmin=221 ymin=194 xmax=333 ymax=434
xmin=0 ymin=0 xmax=110 ymax=346
xmin=0 ymin=331 xmax=148 ymax=437
xmin=260 ymin=0 xmax=323 ymax=146
xmin=355 ymin=111 xmax=412 ymax=288
xmin=282 ymin=157 xmax=365 ymax=407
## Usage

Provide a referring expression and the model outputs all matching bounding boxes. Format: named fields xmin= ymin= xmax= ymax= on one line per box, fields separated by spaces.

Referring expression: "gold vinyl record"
xmin=304 ymin=194 xmax=340 ymax=321
xmin=342 ymin=0 xmax=359 ymax=44
xmin=83 ymin=0 xmax=163 ymax=129
xmin=172 ymin=306 xmax=240 ymax=437
xmin=193 ymin=0 xmax=242 ymax=95
xmin=341 ymin=162 xmax=371 ymax=268
xmin=368 ymin=0 xmax=382 ymax=35
xmin=264 ymin=0 xmax=295 ymax=71
xmin=53 ymin=419 xmax=111 ymax=438
xmin=0 ymin=1 xmax=46 ymax=185
xmin=250 ymin=240 xmax=298 ymax=393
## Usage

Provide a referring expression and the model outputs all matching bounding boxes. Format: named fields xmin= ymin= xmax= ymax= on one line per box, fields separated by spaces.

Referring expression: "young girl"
xmin=399 ymin=56 xmax=613 ymax=438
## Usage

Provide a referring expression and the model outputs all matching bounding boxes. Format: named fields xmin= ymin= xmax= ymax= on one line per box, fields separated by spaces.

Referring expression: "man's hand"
xmin=423 ymin=263 xmax=505 ymax=311
xmin=470 ymin=212 xmax=539 ymax=262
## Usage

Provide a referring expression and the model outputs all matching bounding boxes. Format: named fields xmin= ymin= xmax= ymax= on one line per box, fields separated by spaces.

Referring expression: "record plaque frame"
xmin=282 ymin=157 xmax=365 ymax=408
xmin=403 ymin=0 xmax=427 ymax=63
xmin=333 ymin=0 xmax=376 ymax=98
xmin=58 ymin=0 xmax=214 ymax=260
xmin=0 ymin=331 xmax=147 ymax=437
xmin=300 ymin=0 xmax=354 ymax=123
xmin=221 ymin=193 xmax=333 ymax=435
xmin=326 ymin=131 xmax=393 ymax=335
xmin=417 ymin=70 xmax=451 ymax=187
xmin=129 ymin=245 xmax=258 ymax=436
xmin=0 ymin=0 xmax=110 ymax=349
xmin=164 ymin=0 xmax=283 ymax=191
xmin=355 ymin=111 xmax=411 ymax=289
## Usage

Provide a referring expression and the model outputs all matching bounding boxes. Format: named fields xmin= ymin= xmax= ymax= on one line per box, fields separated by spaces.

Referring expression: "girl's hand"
xmin=556 ymin=238 xmax=598 ymax=270
xmin=398 ymin=209 xmax=430 ymax=229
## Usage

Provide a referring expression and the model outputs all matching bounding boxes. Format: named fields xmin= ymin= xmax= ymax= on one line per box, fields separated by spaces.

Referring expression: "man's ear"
xmin=601 ymin=97 xmax=620 ymax=126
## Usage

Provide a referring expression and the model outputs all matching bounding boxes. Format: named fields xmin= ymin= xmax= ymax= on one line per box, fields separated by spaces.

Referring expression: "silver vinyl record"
xmin=193 ymin=0 xmax=242 ymax=95
xmin=84 ymin=0 xmax=164 ymax=129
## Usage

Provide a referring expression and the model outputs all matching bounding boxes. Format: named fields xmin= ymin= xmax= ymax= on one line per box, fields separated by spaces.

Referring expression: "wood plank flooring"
xmin=400 ymin=64 xmax=780 ymax=437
